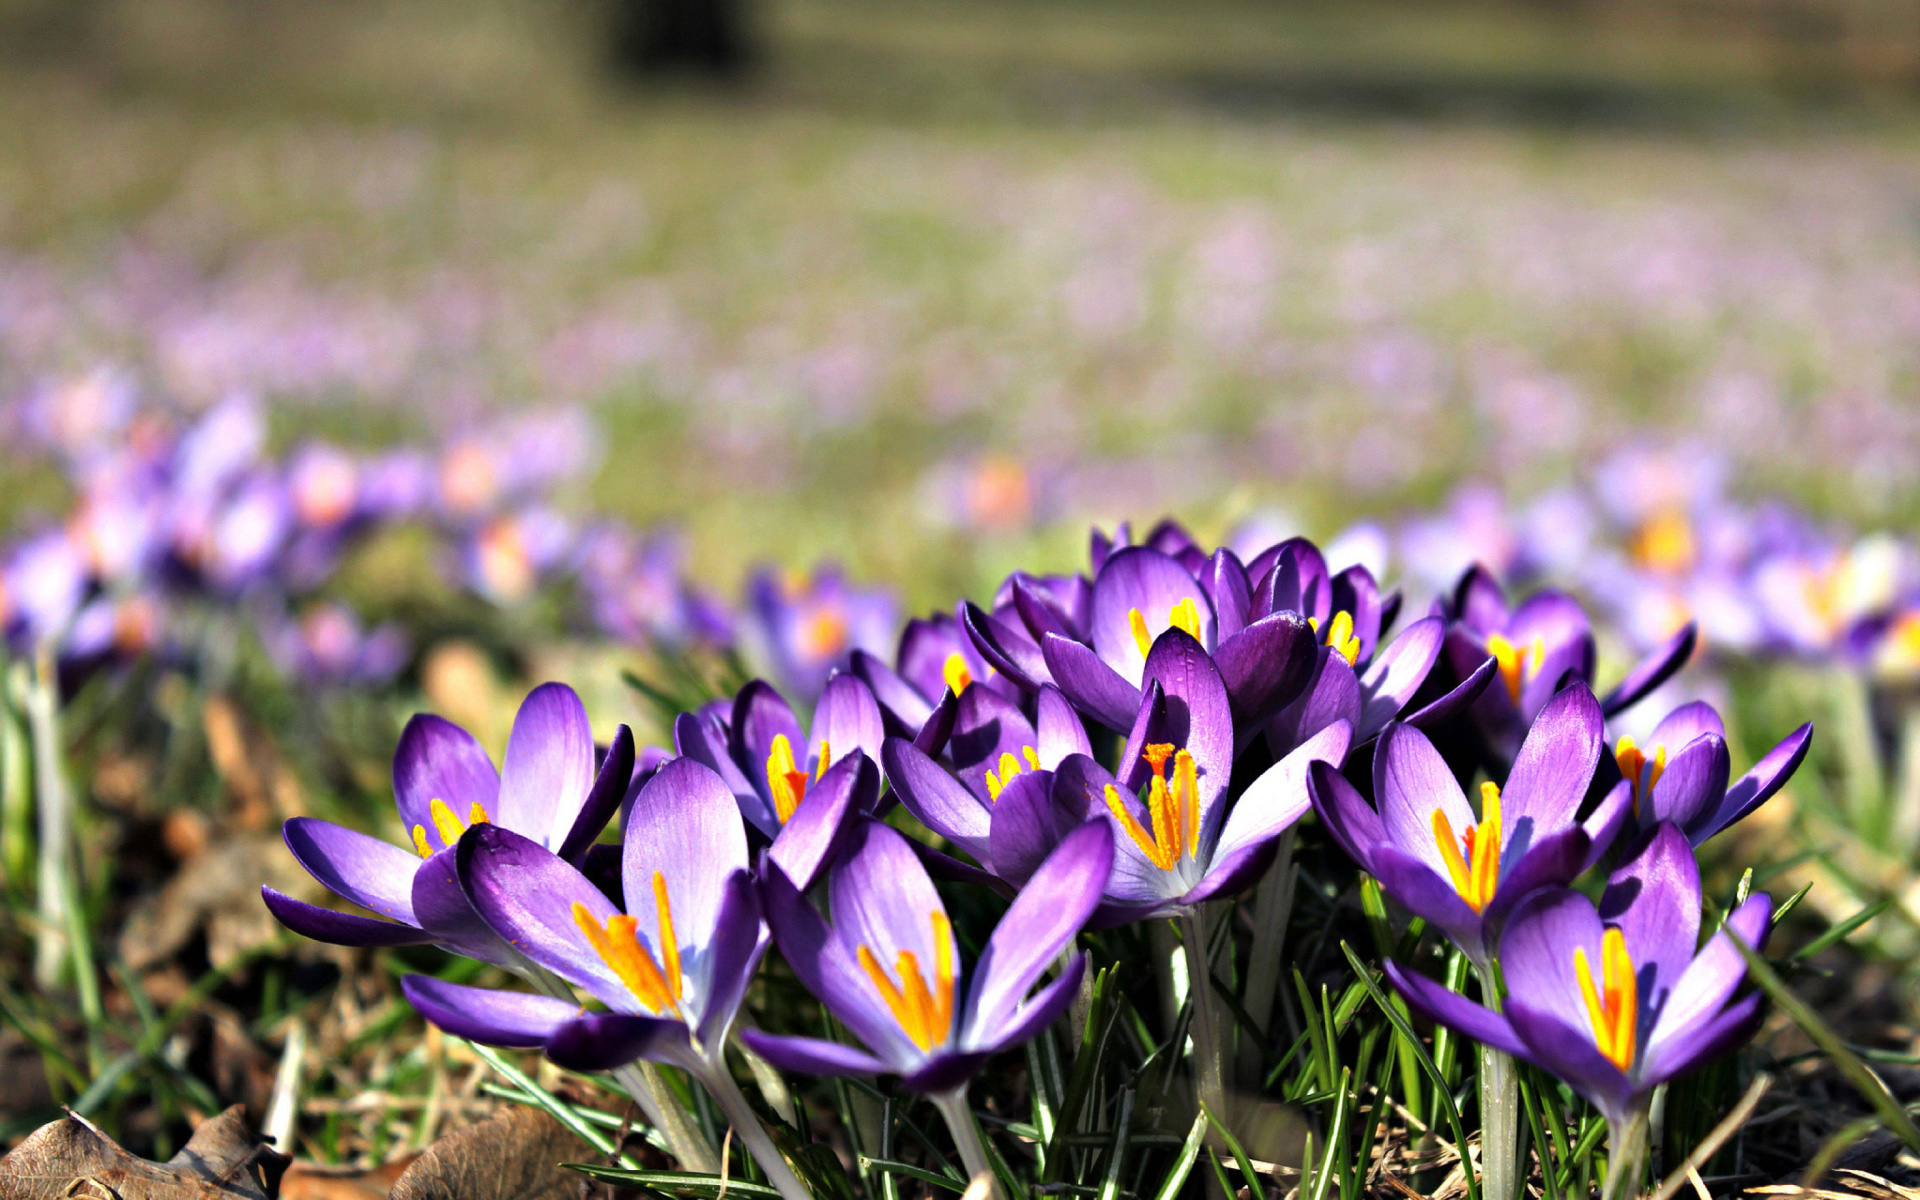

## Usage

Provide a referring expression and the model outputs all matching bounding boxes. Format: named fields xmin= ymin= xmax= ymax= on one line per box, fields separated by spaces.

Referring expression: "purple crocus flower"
xmin=1611 ymin=701 xmax=1812 ymax=847
xmin=674 ymin=673 xmax=885 ymax=850
xmin=741 ymin=563 xmax=898 ymax=703
xmin=1440 ymin=566 xmax=1697 ymax=773
xmin=884 ymin=683 xmax=1092 ymax=886
xmin=263 ymin=683 xmax=634 ymax=967
xmin=1049 ymin=627 xmax=1352 ymax=922
xmin=1388 ymin=823 xmax=1770 ymax=1153
xmin=741 ymin=817 xmax=1113 ymax=1094
xmin=851 ymin=608 xmax=1017 ymax=740
xmin=1307 ymin=684 xmax=1629 ymax=966
xmin=1266 ymin=613 xmax=1496 ymax=760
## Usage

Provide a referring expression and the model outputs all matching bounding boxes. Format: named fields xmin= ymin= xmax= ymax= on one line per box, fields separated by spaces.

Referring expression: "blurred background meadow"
xmin=7 ymin=0 xmax=1920 ymax=1186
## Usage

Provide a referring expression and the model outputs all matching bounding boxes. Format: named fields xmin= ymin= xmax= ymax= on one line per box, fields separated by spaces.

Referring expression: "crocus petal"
xmin=949 ymin=684 xmax=1039 ymax=795
xmin=967 ymin=954 xmax=1086 ymax=1058
xmin=808 ymin=673 xmax=885 ymax=777
xmin=1012 ymin=575 xmax=1076 ymax=643
xmin=963 ymin=602 xmax=1052 ymax=692
xmin=1210 ymin=721 xmax=1351 ymax=866
xmin=1601 ymin=622 xmax=1698 ymax=717
xmin=1214 ymin=612 xmax=1317 ymax=728
xmin=413 ymin=845 xmax=521 ymax=968
xmin=1041 ymin=633 xmax=1142 ymax=731
xmin=897 ymin=615 xmax=972 ymax=709
xmin=851 ymin=648 xmax=935 ymax=738
xmin=1384 ymin=961 xmax=1527 ymax=1059
xmin=1091 ymin=547 xmax=1215 ymax=685
xmin=985 ymin=770 xmax=1074 ymax=886
xmin=1640 ymin=992 xmax=1764 ymax=1090
xmin=1368 ymin=844 xmax=1487 ymax=963
xmin=401 ymin=976 xmax=575 ymax=1047
xmin=1373 ymin=723 xmax=1475 ymax=881
xmin=675 ymin=709 xmax=774 ymax=836
xmin=1508 ymin=591 xmax=1595 ymax=660
xmin=392 ymin=714 xmax=500 ymax=846
xmin=1268 ymin=650 xmax=1362 ymax=758
xmin=694 ymin=870 xmax=769 ymax=1050
xmin=282 ymin=817 xmax=420 ymax=924
xmin=1331 ymin=565 xmax=1384 ymax=662
xmin=261 ymin=887 xmax=434 ymax=946
xmin=556 ymin=725 xmax=635 ymax=864
xmin=1140 ymin=628 xmax=1235 ymax=825
xmin=458 ymin=824 xmax=629 ymax=1007
xmin=1645 ymin=735 xmax=1730 ymax=834
xmin=900 ymin=1052 xmax=996 ymax=1094
xmin=1115 ymin=679 xmax=1169 ymax=794
xmin=769 ymin=751 xmax=872 ymax=891
xmin=1306 ymin=759 xmax=1383 ymax=871
xmin=1253 ymin=538 xmax=1331 ymax=627
xmin=1403 ymin=656 xmax=1497 ymax=731
xmin=966 ymin=822 xmax=1113 ymax=1040
xmin=1200 ymin=548 xmax=1251 ymax=640
xmin=883 ymin=737 xmax=992 ymax=862
xmin=1483 ymin=827 xmax=1592 ymax=931
xmin=1452 ymin=565 xmax=1509 ymax=634
xmin=1179 ymin=839 xmax=1280 ymax=909
xmin=759 ymin=861 xmax=914 ymax=1063
xmin=495 ymin=682 xmax=595 ymax=843
xmin=1696 ymin=723 xmax=1812 ymax=845
xmin=1496 ymin=888 xmax=1602 ymax=1034
xmin=1505 ymin=999 xmax=1634 ymax=1124
xmin=740 ymin=1030 xmax=893 ymax=1079
xmin=547 ymin=1012 xmax=691 ymax=1073
xmin=1357 ymin=617 xmax=1444 ymax=735
xmin=1646 ymin=893 xmax=1770 ymax=1058
xmin=828 ymin=822 xmax=953 ymax=1012
xmin=730 ymin=680 xmax=805 ymax=811
xmin=1034 ymin=685 xmax=1092 ymax=768
xmin=1599 ymin=824 xmax=1701 ymax=1015
xmin=624 ymin=757 xmax=751 ymax=955
xmin=1578 ymin=780 xmax=1633 ymax=873
xmin=1647 ymin=701 xmax=1726 ymax=750
xmin=913 ymin=689 xmax=959 ymax=757
xmin=1500 ymin=683 xmax=1603 ymax=835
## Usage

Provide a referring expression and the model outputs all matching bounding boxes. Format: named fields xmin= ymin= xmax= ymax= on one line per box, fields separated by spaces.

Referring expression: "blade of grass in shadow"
xmin=1095 ymin=1087 xmax=1134 ymax=1200
xmin=566 ymin=1164 xmax=785 ymax=1198
xmin=463 ymin=1039 xmax=627 ymax=1163
xmin=1645 ymin=1073 xmax=1770 ymax=1200
xmin=1151 ymin=1111 xmax=1211 ymax=1200
xmin=1790 ymin=898 xmax=1891 ymax=960
xmin=858 ymin=1157 xmax=968 ymax=1192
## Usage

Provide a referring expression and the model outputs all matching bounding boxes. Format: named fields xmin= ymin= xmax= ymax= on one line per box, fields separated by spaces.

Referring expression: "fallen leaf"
xmin=0 ymin=1105 xmax=288 ymax=1200
xmin=279 ymin=1158 xmax=416 ymax=1200
xmin=389 ymin=1106 xmax=593 ymax=1200
xmin=118 ymin=832 xmax=317 ymax=971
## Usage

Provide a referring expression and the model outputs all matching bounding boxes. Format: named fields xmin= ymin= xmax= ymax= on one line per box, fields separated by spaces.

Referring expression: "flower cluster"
xmin=268 ymin=516 xmax=1811 ymax=1200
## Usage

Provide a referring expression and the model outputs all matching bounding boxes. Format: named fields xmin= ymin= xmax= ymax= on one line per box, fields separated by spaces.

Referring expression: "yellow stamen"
xmin=1614 ymin=737 xmax=1669 ymax=816
xmin=942 ymin=651 xmax=974 ymax=696
xmin=1430 ymin=782 xmax=1503 ymax=913
xmin=856 ymin=911 xmax=956 ymax=1051
xmin=1102 ymin=743 xmax=1198 ymax=871
xmin=801 ymin=608 xmax=849 ymax=659
xmin=1129 ymin=608 xmax=1153 ymax=660
xmin=1129 ymin=598 xmax=1205 ymax=660
xmin=429 ymin=798 xmax=465 ymax=847
xmin=1022 ymin=746 xmax=1040 ymax=769
xmin=1631 ymin=510 xmax=1696 ymax=574
xmin=766 ymin=734 xmax=810 ymax=824
xmin=412 ymin=825 xmax=433 ymax=858
xmin=985 ymin=750 xmax=1027 ymax=801
xmin=652 ymin=871 xmax=682 ymax=1002
xmin=572 ymin=902 xmax=681 ymax=1016
xmin=1574 ymin=927 xmax=1638 ymax=1073
xmin=1486 ymin=633 xmax=1546 ymax=705
xmin=816 ymin=741 xmax=831 ymax=781
xmin=468 ymin=802 xmax=490 ymax=827
xmin=1322 ymin=610 xmax=1361 ymax=664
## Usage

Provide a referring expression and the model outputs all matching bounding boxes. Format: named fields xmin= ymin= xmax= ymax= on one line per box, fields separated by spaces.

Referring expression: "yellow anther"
xmin=766 ymin=734 xmax=811 ymax=824
xmin=1129 ymin=598 xmax=1204 ymax=660
xmin=1575 ymin=927 xmax=1638 ymax=1073
xmin=1104 ymin=743 xmax=1199 ymax=871
xmin=468 ymin=802 xmax=490 ymax=827
xmin=1022 ymin=746 xmax=1040 ymax=769
xmin=1430 ymin=782 xmax=1503 ymax=913
xmin=411 ymin=825 xmax=433 ymax=858
xmin=800 ymin=608 xmax=849 ymax=659
xmin=857 ymin=911 xmax=956 ymax=1051
xmin=429 ymin=798 xmax=465 ymax=847
xmin=1323 ymin=610 xmax=1361 ymax=665
xmin=1486 ymin=633 xmax=1546 ymax=705
xmin=652 ymin=872 xmax=682 ymax=1003
xmin=942 ymin=651 xmax=974 ymax=696
xmin=572 ymin=902 xmax=681 ymax=1016
xmin=1615 ymin=737 xmax=1669 ymax=816
xmin=1129 ymin=608 xmax=1154 ymax=660
xmin=1632 ymin=510 xmax=1696 ymax=574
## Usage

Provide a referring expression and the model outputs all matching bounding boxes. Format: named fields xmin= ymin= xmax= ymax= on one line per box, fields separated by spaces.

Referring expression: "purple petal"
xmin=897 ymin=615 xmax=974 ymax=711
xmin=557 ymin=725 xmax=635 ymax=864
xmin=624 ymin=757 xmax=751 ymax=956
xmin=413 ymin=844 xmax=519 ymax=968
xmin=1307 ymin=759 xmax=1384 ymax=871
xmin=1645 ymin=735 xmax=1730 ymax=834
xmin=1505 ymin=999 xmax=1635 ymax=1123
xmin=458 ymin=824 xmax=630 ymax=1006
xmin=759 ymin=861 xmax=914 ymax=1062
xmin=1483 ymin=827 xmax=1592 ymax=930
xmin=985 ymin=770 xmax=1075 ymax=886
xmin=1199 ymin=549 xmax=1251 ymax=640
xmin=1496 ymin=888 xmax=1602 ymax=1034
xmin=1647 ymin=893 xmax=1770 ymax=1059
xmin=1253 ymin=539 xmax=1331 ymax=627
xmin=913 ymin=688 xmax=959 ymax=757
xmin=910 ymin=840 xmax=1016 ymax=897
xmin=964 ymin=955 xmax=1086 ymax=1061
xmin=1508 ymin=591 xmax=1595 ymax=659
xmin=392 ymin=714 xmax=500 ymax=847
xmin=1373 ymin=723 xmax=1474 ymax=881
xmin=1214 ymin=612 xmax=1317 ymax=728
xmin=676 ymin=709 xmax=774 ymax=836
xmin=1600 ymin=622 xmax=1698 ymax=716
xmin=1647 ymin=701 xmax=1726 ymax=751
xmin=884 ymin=737 xmax=992 ymax=860
xmin=402 ymin=976 xmax=575 ymax=1047
xmin=547 ymin=1012 xmax=691 ymax=1073
xmin=739 ymin=1030 xmax=894 ymax=1078
xmin=769 ymin=751 xmax=872 ymax=891
xmin=1211 ymin=721 xmax=1350 ymax=866
xmin=730 ymin=680 xmax=805 ymax=817
xmin=1055 ymin=753 xmax=1180 ymax=907
xmin=1268 ymin=650 xmax=1362 ymax=758
xmin=1115 ymin=679 xmax=1168 ymax=793
xmin=1452 ymin=565 xmax=1509 ymax=634
xmin=1180 ymin=838 xmax=1281 ymax=909
xmin=1357 ymin=617 xmax=1444 ymax=735
xmin=1012 ymin=575 xmax=1075 ymax=643
xmin=1641 ymin=992 xmax=1764 ymax=1090
xmin=828 ymin=822 xmax=952 ymax=1021
xmin=1600 ymin=824 xmax=1701 ymax=1016
xmin=1384 ymin=961 xmax=1526 ymax=1059
xmin=808 ymin=673 xmax=885 ymax=778
xmin=262 ymin=887 xmax=433 ymax=946
xmin=496 ymin=683 xmax=596 ymax=845
xmin=1404 ymin=655 xmax=1497 ymax=731
xmin=282 ymin=817 xmax=420 ymax=923
xmin=967 ymin=822 xmax=1112 ymax=1039
xmin=949 ymin=685 xmax=1039 ymax=793
xmin=1331 ymin=565 xmax=1385 ymax=662
xmin=852 ymin=648 xmax=934 ymax=739
xmin=963 ymin=602 xmax=1052 ymax=692
xmin=1090 ymin=547 xmax=1214 ymax=685
xmin=1579 ymin=780 xmax=1633 ymax=872
xmin=1368 ymin=844 xmax=1487 ymax=963
xmin=1501 ymin=683 xmax=1603 ymax=836
xmin=1041 ymin=633 xmax=1143 ymax=731
xmin=693 ymin=870 xmax=768 ymax=1049
xmin=1695 ymin=723 xmax=1812 ymax=845
xmin=1141 ymin=628 xmax=1234 ymax=817
xmin=1034 ymin=685 xmax=1092 ymax=768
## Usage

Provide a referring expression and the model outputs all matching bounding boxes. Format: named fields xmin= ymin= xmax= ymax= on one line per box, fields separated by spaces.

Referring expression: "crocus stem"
xmin=1180 ymin=909 xmax=1228 ymax=1124
xmin=1602 ymin=1107 xmax=1651 ymax=1200
xmin=932 ymin=1087 xmax=1002 ymax=1200
xmin=698 ymin=1058 xmax=813 ymax=1200
xmin=1473 ymin=963 xmax=1524 ymax=1200
xmin=1237 ymin=830 xmax=1295 ymax=1088
xmin=27 ymin=648 xmax=69 ymax=993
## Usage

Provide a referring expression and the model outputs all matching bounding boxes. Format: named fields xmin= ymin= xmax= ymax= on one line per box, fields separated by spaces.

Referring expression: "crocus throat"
xmin=1486 ymin=632 xmax=1546 ymax=705
xmin=1103 ymin=743 xmax=1199 ymax=871
xmin=1129 ymin=597 xmax=1202 ymax=660
xmin=1431 ymin=781 xmax=1501 ymax=913
xmin=1631 ymin=510 xmax=1696 ymax=574
xmin=767 ymin=733 xmax=830 ymax=824
xmin=571 ymin=871 xmax=684 ymax=1017
xmin=984 ymin=746 xmax=1042 ymax=801
xmin=1574 ymin=927 xmax=1638 ymax=1073
xmin=1309 ymin=610 xmax=1361 ymax=665
xmin=799 ymin=607 xmax=849 ymax=660
xmin=942 ymin=651 xmax=973 ymax=695
xmin=411 ymin=798 xmax=492 ymax=858
xmin=1614 ymin=736 xmax=1668 ymax=816
xmin=856 ymin=910 xmax=955 ymax=1052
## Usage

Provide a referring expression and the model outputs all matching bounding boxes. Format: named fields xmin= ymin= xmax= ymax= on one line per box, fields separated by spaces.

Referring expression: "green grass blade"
xmin=1151 ymin=1111 xmax=1211 ymax=1200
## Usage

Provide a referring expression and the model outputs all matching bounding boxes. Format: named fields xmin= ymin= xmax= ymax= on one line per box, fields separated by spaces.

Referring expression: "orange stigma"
xmin=411 ymin=798 xmax=492 ymax=858
xmin=942 ymin=651 xmax=974 ymax=695
xmin=1431 ymin=781 xmax=1502 ymax=913
xmin=1486 ymin=633 xmax=1545 ymax=706
xmin=856 ymin=911 xmax=955 ymax=1051
xmin=1104 ymin=743 xmax=1200 ymax=871
xmin=766 ymin=734 xmax=830 ymax=824
xmin=1614 ymin=736 xmax=1668 ymax=816
xmin=1575 ymin=927 xmax=1638 ymax=1073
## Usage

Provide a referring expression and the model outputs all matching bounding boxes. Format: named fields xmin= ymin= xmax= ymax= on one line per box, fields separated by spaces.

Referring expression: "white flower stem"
xmin=1603 ymin=1107 xmax=1651 ymax=1200
xmin=932 ymin=1087 xmax=1002 ymax=1200
xmin=1180 ymin=909 xmax=1228 ymax=1124
xmin=1473 ymin=962 xmax=1524 ymax=1200
xmin=698 ymin=1056 xmax=814 ymax=1200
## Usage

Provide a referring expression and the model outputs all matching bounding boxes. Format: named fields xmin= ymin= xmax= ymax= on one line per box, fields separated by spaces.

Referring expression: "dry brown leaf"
xmin=118 ymin=832 xmax=317 ymax=970
xmin=0 ymin=1105 xmax=288 ymax=1200
xmin=388 ymin=1106 xmax=594 ymax=1200
xmin=279 ymin=1158 xmax=416 ymax=1200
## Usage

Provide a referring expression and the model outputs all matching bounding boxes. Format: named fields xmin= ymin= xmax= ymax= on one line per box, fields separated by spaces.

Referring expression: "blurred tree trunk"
xmin=608 ymin=0 xmax=752 ymax=76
